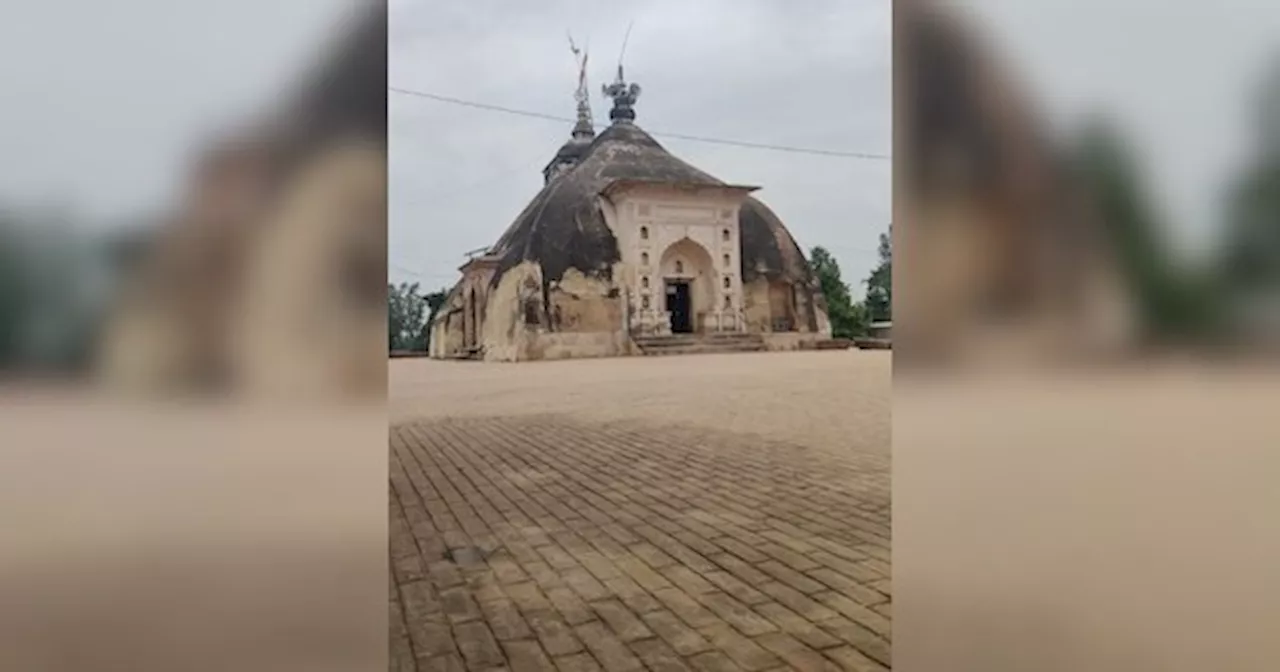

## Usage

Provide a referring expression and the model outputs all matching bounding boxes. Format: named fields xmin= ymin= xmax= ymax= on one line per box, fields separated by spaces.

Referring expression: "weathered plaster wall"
xmin=427 ymin=317 xmax=446 ymax=358
xmin=430 ymin=294 xmax=466 ymax=357
xmin=525 ymin=331 xmax=630 ymax=361
xmin=742 ymin=277 xmax=772 ymax=333
xmin=478 ymin=261 xmax=540 ymax=361
xmin=471 ymin=261 xmax=630 ymax=362
xmin=741 ymin=276 xmax=828 ymax=335
xmin=547 ymin=269 xmax=622 ymax=333
xmin=768 ymin=280 xmax=797 ymax=331
xmin=522 ymin=267 xmax=627 ymax=360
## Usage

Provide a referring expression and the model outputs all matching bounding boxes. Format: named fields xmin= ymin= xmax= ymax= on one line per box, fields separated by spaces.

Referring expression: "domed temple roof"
xmin=487 ymin=69 xmax=817 ymax=289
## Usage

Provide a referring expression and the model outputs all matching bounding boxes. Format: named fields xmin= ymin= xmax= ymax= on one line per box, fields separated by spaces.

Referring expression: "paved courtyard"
xmin=390 ymin=351 xmax=891 ymax=672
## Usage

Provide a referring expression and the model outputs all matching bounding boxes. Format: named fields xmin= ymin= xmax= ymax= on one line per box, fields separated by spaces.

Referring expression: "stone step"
xmin=634 ymin=333 xmax=766 ymax=357
xmin=640 ymin=343 xmax=767 ymax=356
xmin=634 ymin=333 xmax=761 ymax=344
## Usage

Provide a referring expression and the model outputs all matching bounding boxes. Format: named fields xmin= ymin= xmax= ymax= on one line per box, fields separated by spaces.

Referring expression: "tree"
xmin=1223 ymin=163 xmax=1280 ymax=289
xmin=1071 ymin=118 xmax=1220 ymax=341
xmin=0 ymin=206 xmax=103 ymax=372
xmin=1221 ymin=54 xmax=1280 ymax=292
xmin=864 ymin=224 xmax=892 ymax=322
xmin=810 ymin=246 xmax=868 ymax=339
xmin=0 ymin=214 xmax=33 ymax=368
xmin=388 ymin=282 xmax=428 ymax=351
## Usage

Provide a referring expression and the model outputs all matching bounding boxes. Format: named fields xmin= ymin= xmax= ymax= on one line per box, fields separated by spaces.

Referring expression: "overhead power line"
xmin=389 ymin=86 xmax=890 ymax=160
xmin=390 ymin=264 xmax=457 ymax=281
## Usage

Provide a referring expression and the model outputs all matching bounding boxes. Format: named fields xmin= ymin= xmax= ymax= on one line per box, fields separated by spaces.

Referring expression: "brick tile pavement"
xmin=390 ymin=353 xmax=890 ymax=671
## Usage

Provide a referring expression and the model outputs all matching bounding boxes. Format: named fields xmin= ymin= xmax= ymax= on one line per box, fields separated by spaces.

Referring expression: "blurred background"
xmin=899 ymin=0 xmax=1280 ymax=365
xmin=897 ymin=2 xmax=1280 ymax=671
xmin=0 ymin=0 xmax=386 ymax=398
xmin=1 ymin=3 xmax=389 ymax=671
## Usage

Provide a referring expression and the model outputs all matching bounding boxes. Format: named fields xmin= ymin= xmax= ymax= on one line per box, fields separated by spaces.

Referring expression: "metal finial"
xmin=567 ymin=32 xmax=594 ymax=137
xmin=602 ymin=60 xmax=640 ymax=124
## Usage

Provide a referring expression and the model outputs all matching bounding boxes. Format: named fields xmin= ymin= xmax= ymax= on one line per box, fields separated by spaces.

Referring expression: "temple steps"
xmin=633 ymin=332 xmax=766 ymax=357
xmin=445 ymin=345 xmax=484 ymax=361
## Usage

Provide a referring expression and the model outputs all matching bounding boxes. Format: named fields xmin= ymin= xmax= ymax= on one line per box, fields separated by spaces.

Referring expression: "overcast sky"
xmin=0 ymin=0 xmax=354 ymax=229
xmin=388 ymin=0 xmax=892 ymax=292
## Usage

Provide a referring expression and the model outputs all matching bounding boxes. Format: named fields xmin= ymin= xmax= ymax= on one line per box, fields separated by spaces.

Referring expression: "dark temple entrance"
xmin=665 ymin=280 xmax=692 ymax=334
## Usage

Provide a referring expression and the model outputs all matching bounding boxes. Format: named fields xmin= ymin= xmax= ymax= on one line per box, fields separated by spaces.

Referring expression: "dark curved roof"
xmin=488 ymin=121 xmax=815 ymax=288
xmin=554 ymin=140 xmax=590 ymax=162
xmin=738 ymin=197 xmax=817 ymax=284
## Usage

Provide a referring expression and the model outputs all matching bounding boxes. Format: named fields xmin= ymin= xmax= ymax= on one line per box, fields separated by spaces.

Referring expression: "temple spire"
xmin=568 ymin=33 xmax=594 ymax=139
xmin=542 ymin=35 xmax=597 ymax=184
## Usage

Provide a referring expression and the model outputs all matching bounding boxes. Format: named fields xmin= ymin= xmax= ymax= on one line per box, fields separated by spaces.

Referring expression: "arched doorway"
xmin=658 ymin=238 xmax=715 ymax=334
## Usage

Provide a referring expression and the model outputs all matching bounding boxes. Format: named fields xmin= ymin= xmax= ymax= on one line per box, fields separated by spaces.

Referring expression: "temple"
xmin=429 ymin=61 xmax=831 ymax=361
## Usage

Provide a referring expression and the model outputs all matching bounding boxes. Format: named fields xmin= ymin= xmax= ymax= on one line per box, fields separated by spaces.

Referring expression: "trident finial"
xmin=601 ymin=22 xmax=640 ymax=124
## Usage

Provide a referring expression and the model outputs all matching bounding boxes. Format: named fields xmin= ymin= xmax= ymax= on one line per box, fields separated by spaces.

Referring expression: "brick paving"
xmin=390 ymin=352 xmax=891 ymax=671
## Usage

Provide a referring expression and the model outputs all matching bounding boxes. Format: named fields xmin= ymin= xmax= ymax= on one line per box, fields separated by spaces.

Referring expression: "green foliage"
xmin=1222 ymin=161 xmax=1280 ymax=289
xmin=1222 ymin=57 xmax=1280 ymax=294
xmin=0 ymin=217 xmax=32 ymax=366
xmin=1208 ymin=54 xmax=1280 ymax=341
xmin=388 ymin=281 xmax=428 ymax=351
xmin=1071 ymin=119 xmax=1222 ymax=341
xmin=0 ymin=207 xmax=104 ymax=371
xmin=388 ymin=281 xmax=449 ymax=352
xmin=864 ymin=224 xmax=892 ymax=322
xmin=810 ymin=246 xmax=869 ymax=339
